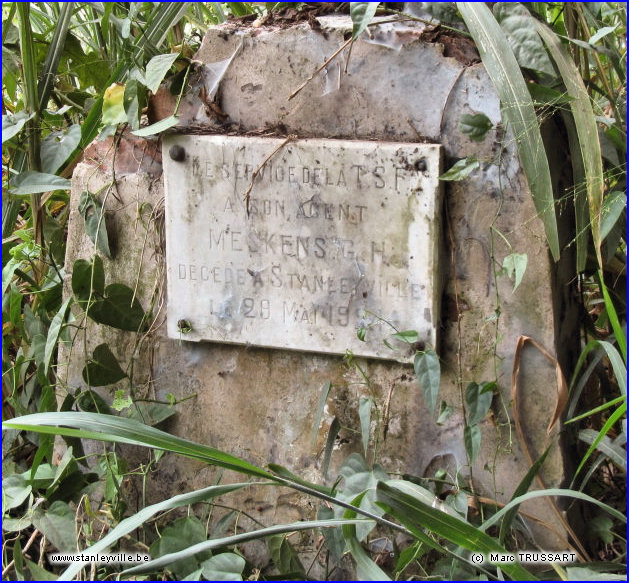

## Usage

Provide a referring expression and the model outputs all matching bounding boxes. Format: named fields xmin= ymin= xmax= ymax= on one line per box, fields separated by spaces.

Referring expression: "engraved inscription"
xmin=163 ymin=136 xmax=442 ymax=362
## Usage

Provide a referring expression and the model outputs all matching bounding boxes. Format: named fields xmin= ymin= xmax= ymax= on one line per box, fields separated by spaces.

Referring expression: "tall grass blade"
xmin=574 ymin=401 xmax=627 ymax=477
xmin=2 ymin=412 xmax=273 ymax=479
xmin=37 ymin=2 xmax=75 ymax=111
xmin=599 ymin=271 xmax=627 ymax=364
xmin=481 ymin=487 xmax=626 ymax=531
xmin=458 ymin=2 xmax=560 ymax=261
xmin=376 ymin=482 xmax=538 ymax=580
xmin=535 ymin=21 xmax=605 ymax=268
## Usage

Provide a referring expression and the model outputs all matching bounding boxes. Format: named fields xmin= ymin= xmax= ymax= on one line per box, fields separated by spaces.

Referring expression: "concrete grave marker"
xmin=163 ymin=135 xmax=442 ymax=360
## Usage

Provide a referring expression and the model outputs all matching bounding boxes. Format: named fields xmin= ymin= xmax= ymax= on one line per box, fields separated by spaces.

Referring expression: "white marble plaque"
xmin=162 ymin=135 xmax=442 ymax=361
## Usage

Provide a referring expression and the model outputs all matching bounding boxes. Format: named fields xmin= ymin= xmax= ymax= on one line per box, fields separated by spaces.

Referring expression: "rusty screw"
xmin=169 ymin=145 xmax=186 ymax=162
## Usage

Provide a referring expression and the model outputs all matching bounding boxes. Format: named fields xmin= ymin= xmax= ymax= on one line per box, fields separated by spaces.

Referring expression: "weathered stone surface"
xmin=63 ymin=15 xmax=578 ymax=566
xmin=163 ymin=135 xmax=442 ymax=360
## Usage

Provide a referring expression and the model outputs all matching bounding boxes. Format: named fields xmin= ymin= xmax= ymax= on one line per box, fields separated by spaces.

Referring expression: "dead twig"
xmin=288 ymin=37 xmax=353 ymax=101
xmin=242 ymin=135 xmax=297 ymax=216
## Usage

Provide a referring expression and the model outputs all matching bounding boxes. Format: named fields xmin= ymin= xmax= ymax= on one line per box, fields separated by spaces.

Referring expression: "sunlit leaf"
xmin=102 ymin=82 xmax=127 ymax=125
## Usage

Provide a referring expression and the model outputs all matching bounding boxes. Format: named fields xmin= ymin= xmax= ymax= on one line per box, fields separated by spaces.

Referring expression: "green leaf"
xmin=24 ymin=560 xmax=57 ymax=581
xmin=493 ymin=2 xmax=555 ymax=76
xmin=32 ymin=501 xmax=75 ymax=553
xmin=534 ymin=19 xmax=604 ymax=266
xmin=375 ymin=482 xmax=537 ymax=580
xmin=9 ymin=171 xmax=71 ymax=195
xmin=336 ymin=454 xmax=388 ymax=542
xmin=311 ymin=381 xmax=332 ymax=447
xmin=502 ymin=252 xmax=527 ymax=292
xmin=102 ymin=83 xmax=127 ymax=125
xmin=82 ymin=343 xmax=127 ymax=386
xmin=2 ymin=111 xmax=33 ymax=143
xmin=464 ymin=382 xmax=494 ymax=425
xmin=350 ymin=2 xmax=380 ymax=39
xmin=44 ymin=297 xmax=72 ymax=376
xmin=151 ymin=516 xmax=210 ymax=579
xmin=201 ymin=553 xmax=246 ymax=581
xmin=59 ymin=483 xmax=251 ymax=581
xmin=71 ymin=256 xmax=105 ymax=304
xmin=439 ymin=157 xmax=480 ymax=181
xmin=414 ymin=349 xmax=440 ymax=417
xmin=600 ymin=191 xmax=626 ymax=241
xmin=463 ymin=424 xmax=481 ymax=464
xmin=458 ymin=2 xmax=560 ymax=261
xmin=88 ymin=283 xmax=146 ymax=331
xmin=268 ymin=535 xmax=305 ymax=578
xmin=391 ymin=330 xmax=419 ymax=343
xmin=2 ymin=474 xmax=32 ymax=511
xmin=359 ymin=397 xmax=372 ymax=457
xmin=132 ymin=114 xmax=179 ymax=136
xmin=78 ymin=191 xmax=111 ymax=258
xmin=459 ymin=113 xmax=493 ymax=142
xmin=144 ymin=52 xmax=180 ymax=93
xmin=40 ymin=124 xmax=81 ymax=174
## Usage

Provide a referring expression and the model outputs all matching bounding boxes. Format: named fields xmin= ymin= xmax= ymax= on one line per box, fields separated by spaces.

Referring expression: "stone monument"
xmin=64 ymin=14 xmax=579 ymax=569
